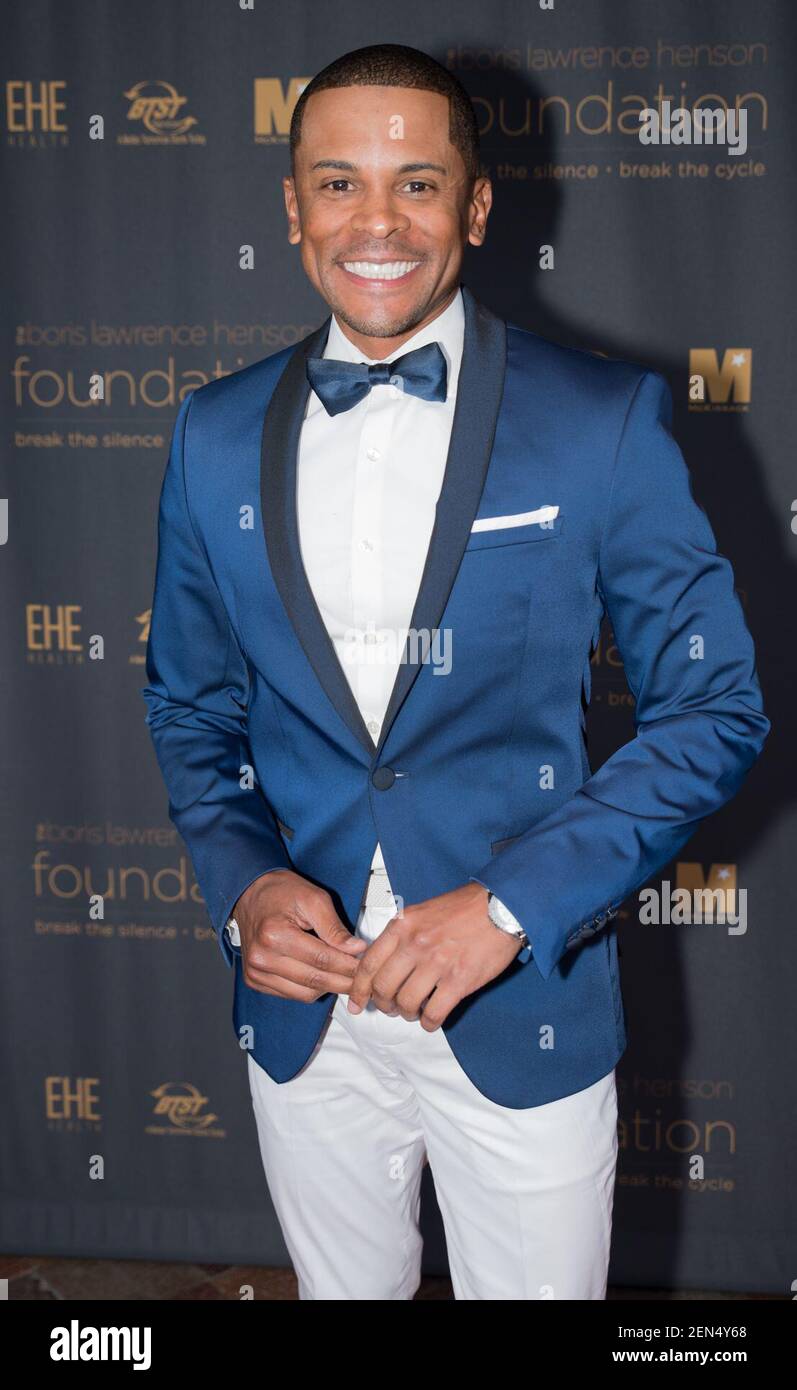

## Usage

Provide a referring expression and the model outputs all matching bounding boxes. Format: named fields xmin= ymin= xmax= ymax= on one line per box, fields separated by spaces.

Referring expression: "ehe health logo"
xmin=4 ymin=79 xmax=68 ymax=147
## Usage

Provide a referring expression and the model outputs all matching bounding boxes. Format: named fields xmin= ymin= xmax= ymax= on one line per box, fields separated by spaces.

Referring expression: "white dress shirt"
xmin=296 ymin=289 xmax=465 ymax=878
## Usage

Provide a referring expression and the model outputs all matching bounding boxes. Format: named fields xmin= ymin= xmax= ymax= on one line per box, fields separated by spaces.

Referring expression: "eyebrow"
xmin=310 ymin=159 xmax=448 ymax=175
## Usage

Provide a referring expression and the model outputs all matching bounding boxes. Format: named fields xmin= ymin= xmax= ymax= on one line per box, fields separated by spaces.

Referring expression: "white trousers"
xmin=246 ymin=869 xmax=618 ymax=1300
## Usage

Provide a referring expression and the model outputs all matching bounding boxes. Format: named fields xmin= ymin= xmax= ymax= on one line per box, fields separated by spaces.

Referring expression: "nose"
xmin=349 ymin=187 xmax=411 ymax=241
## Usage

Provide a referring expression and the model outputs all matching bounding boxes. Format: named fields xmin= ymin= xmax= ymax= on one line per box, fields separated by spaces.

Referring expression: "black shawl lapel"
xmin=374 ymin=285 xmax=507 ymax=757
xmin=259 ymin=284 xmax=507 ymax=763
xmin=260 ymin=314 xmax=378 ymax=758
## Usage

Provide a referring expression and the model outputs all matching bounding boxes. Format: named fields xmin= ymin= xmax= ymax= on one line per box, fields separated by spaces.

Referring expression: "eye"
xmin=322 ymin=179 xmax=354 ymax=193
xmin=403 ymin=180 xmax=433 ymax=194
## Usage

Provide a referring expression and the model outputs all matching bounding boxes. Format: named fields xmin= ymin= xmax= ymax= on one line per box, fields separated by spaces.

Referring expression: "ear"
xmin=283 ymin=175 xmax=301 ymax=245
xmin=467 ymin=176 xmax=492 ymax=247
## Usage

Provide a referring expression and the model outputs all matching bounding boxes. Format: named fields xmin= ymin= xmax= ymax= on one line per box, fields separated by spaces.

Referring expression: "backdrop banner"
xmin=2 ymin=0 xmax=794 ymax=1293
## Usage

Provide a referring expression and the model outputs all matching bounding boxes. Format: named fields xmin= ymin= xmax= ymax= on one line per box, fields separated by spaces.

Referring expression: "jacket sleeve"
xmin=141 ymin=391 xmax=293 ymax=968
xmin=469 ymin=370 xmax=770 ymax=981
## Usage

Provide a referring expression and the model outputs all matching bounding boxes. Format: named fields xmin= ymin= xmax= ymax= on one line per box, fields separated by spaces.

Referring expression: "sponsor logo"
xmin=45 ymin=1076 xmax=102 ymax=1131
xmin=254 ymin=77 xmax=311 ymax=143
xmin=4 ymin=80 xmax=68 ymax=146
xmin=689 ymin=349 xmax=752 ymax=411
xmin=119 ymin=81 xmax=205 ymax=145
xmin=146 ymin=1082 xmax=225 ymax=1138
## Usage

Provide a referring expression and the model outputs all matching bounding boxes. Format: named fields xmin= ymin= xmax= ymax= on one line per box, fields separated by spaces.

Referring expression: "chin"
xmin=330 ymin=294 xmax=432 ymax=342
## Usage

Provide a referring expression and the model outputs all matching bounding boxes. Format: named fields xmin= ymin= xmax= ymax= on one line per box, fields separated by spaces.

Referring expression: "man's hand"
xmin=347 ymin=882 xmax=522 ymax=1029
xmin=233 ymin=869 xmax=367 ymax=1001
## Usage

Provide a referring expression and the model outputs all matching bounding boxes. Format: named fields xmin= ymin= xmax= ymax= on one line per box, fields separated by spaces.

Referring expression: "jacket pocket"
xmin=465 ymin=515 xmax=563 ymax=552
xmin=491 ymin=833 xmax=521 ymax=855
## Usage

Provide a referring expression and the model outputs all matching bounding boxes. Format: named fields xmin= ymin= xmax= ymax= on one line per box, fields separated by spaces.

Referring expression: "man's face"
xmin=284 ymin=85 xmax=491 ymax=351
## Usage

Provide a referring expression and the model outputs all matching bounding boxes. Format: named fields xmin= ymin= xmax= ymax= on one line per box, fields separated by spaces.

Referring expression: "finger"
xmin=297 ymin=889 xmax=367 ymax=954
xmin=244 ymin=971 xmax=335 ymax=1002
xmin=347 ymin=923 xmax=403 ymax=1012
xmin=395 ymin=964 xmax=444 ymax=1021
xmin=251 ymin=922 xmax=365 ymax=978
xmin=370 ymin=949 xmax=421 ymax=1012
xmin=419 ymin=982 xmax=464 ymax=1032
xmin=244 ymin=951 xmax=361 ymax=995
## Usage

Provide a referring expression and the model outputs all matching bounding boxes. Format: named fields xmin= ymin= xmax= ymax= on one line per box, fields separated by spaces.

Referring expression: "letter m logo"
xmin=254 ymin=78 xmax=311 ymax=138
xmin=689 ymin=349 xmax=752 ymax=404
xmin=676 ymin=861 xmax=737 ymax=918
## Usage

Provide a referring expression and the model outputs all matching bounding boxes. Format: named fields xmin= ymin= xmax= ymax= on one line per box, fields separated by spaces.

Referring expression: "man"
xmin=143 ymin=44 xmax=768 ymax=1300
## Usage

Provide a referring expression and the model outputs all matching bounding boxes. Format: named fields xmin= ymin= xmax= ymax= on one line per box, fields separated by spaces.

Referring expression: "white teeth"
xmin=342 ymin=261 xmax=420 ymax=280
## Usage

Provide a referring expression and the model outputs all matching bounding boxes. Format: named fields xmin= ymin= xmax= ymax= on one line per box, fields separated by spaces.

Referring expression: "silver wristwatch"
xmin=486 ymin=892 xmax=529 ymax=950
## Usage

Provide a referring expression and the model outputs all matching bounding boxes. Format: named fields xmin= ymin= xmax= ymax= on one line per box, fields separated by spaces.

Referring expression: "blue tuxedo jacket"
xmin=143 ymin=285 xmax=768 ymax=1108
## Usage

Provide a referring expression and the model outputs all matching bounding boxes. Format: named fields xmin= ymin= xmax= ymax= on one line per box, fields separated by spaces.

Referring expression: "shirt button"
xmin=367 ymin=719 xmax=381 ymax=738
xmin=359 ymin=538 xmax=374 ymax=552
xmin=366 ymin=447 xmax=380 ymax=462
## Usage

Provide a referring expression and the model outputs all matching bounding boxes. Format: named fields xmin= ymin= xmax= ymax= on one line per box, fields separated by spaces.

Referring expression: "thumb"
xmin=307 ymin=897 xmax=367 ymax=953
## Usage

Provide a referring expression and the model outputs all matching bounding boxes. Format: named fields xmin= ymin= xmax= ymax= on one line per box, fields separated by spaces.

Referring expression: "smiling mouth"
xmin=340 ymin=260 xmax=422 ymax=282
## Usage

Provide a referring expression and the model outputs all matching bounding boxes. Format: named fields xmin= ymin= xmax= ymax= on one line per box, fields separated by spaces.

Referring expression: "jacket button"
xmin=372 ymin=766 xmax=396 ymax=790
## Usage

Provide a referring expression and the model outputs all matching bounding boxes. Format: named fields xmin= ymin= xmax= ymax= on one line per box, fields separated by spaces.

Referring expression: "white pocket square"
xmin=471 ymin=505 xmax=559 ymax=533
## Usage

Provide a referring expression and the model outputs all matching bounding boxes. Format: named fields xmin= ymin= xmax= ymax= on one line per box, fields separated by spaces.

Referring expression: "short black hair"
xmin=289 ymin=43 xmax=481 ymax=185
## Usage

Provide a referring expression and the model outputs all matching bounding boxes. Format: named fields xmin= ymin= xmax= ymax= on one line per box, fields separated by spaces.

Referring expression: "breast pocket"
xmin=465 ymin=514 xmax=564 ymax=552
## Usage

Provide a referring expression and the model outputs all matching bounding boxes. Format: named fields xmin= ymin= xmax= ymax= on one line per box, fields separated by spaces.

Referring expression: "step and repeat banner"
xmin=1 ymin=0 xmax=794 ymax=1293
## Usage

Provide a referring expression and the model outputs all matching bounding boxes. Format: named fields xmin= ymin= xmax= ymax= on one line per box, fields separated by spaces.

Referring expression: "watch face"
xmin=488 ymin=897 xmax=527 ymax=946
xmin=489 ymin=897 xmax=514 ymax=929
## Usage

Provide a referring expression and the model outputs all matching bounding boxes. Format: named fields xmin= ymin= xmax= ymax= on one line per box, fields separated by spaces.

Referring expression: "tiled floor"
xmin=0 ymin=1254 xmax=779 ymax=1300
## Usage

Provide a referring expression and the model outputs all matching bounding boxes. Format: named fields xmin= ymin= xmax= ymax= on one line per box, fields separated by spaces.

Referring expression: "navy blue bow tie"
xmin=306 ymin=340 xmax=448 ymax=417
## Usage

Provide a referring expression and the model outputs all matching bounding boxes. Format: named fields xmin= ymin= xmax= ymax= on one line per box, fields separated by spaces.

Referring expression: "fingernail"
xmin=347 ymin=1000 xmax=363 ymax=1014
